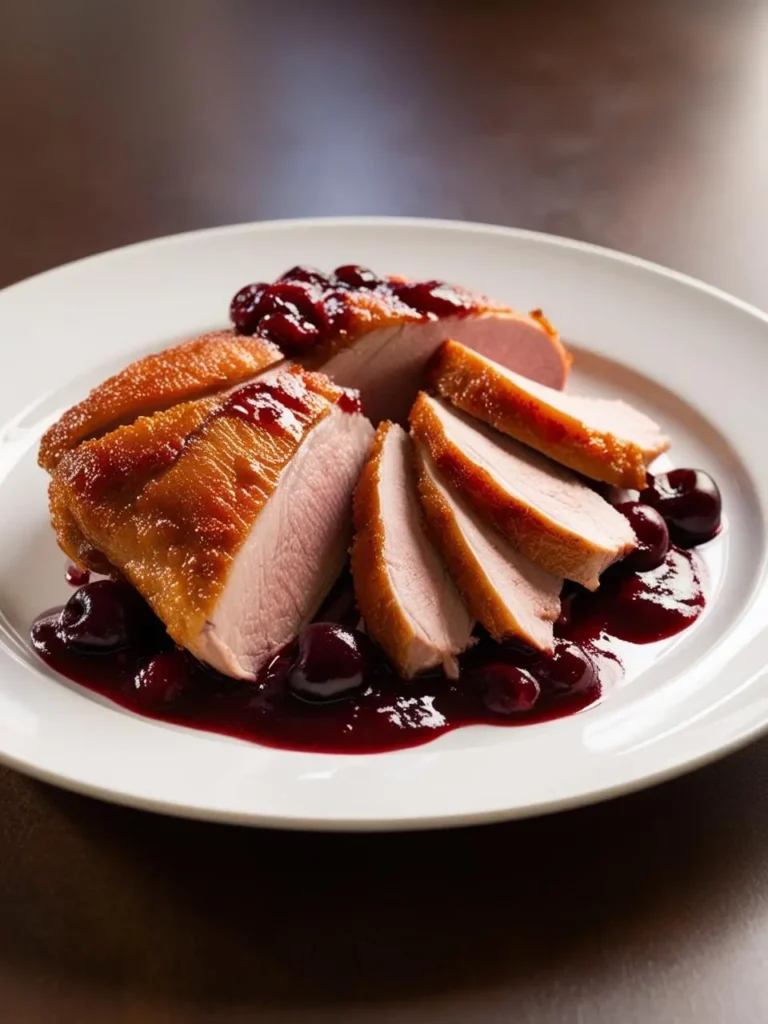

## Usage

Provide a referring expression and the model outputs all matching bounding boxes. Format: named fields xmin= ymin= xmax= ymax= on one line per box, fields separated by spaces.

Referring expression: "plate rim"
xmin=2 ymin=215 xmax=767 ymax=831
xmin=5 ymin=214 xmax=768 ymax=330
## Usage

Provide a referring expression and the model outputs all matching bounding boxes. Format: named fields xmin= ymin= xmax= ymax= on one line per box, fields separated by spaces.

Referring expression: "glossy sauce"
xmin=30 ymin=546 xmax=706 ymax=754
xmin=32 ymin=274 xmax=722 ymax=755
xmin=228 ymin=264 xmax=483 ymax=352
xmin=218 ymin=372 xmax=358 ymax=437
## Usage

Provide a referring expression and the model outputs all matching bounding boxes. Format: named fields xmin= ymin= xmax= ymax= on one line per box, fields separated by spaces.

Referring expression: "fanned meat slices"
xmin=409 ymin=394 xmax=636 ymax=589
xmin=413 ymin=441 xmax=562 ymax=653
xmin=351 ymin=422 xmax=473 ymax=678
xmin=50 ymin=369 xmax=373 ymax=679
xmin=427 ymin=339 xmax=669 ymax=488
xmin=294 ymin=280 xmax=570 ymax=424
xmin=39 ymin=330 xmax=282 ymax=471
xmin=40 ymin=264 xmax=658 ymax=687
xmin=40 ymin=273 xmax=570 ymax=472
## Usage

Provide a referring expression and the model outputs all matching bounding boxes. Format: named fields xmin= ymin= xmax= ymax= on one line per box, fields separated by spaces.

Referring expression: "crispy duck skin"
xmin=50 ymin=396 xmax=219 ymax=576
xmin=351 ymin=422 xmax=472 ymax=678
xmin=409 ymin=394 xmax=636 ymax=589
xmin=49 ymin=369 xmax=372 ymax=676
xmin=39 ymin=330 xmax=282 ymax=472
xmin=426 ymin=340 xmax=668 ymax=489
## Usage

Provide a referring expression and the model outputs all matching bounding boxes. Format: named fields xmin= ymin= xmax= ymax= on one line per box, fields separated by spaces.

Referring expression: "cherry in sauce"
xmin=57 ymin=579 xmax=166 ymax=654
xmin=130 ymin=650 xmax=194 ymax=710
xmin=640 ymin=469 xmax=722 ymax=547
xmin=28 ymin=288 xmax=718 ymax=757
xmin=614 ymin=501 xmax=670 ymax=572
xmin=391 ymin=279 xmax=475 ymax=318
xmin=65 ymin=564 xmax=90 ymax=588
xmin=287 ymin=623 xmax=368 ymax=702
xmin=333 ymin=264 xmax=382 ymax=289
xmin=466 ymin=662 xmax=541 ymax=715
xmin=227 ymin=264 xmax=481 ymax=353
xmin=229 ymin=283 xmax=267 ymax=333
xmin=220 ymin=374 xmax=358 ymax=435
xmin=278 ymin=265 xmax=330 ymax=287
xmin=31 ymin=532 xmax=706 ymax=754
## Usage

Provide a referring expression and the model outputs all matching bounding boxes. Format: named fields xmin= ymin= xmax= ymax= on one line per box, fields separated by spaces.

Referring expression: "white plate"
xmin=0 ymin=217 xmax=766 ymax=831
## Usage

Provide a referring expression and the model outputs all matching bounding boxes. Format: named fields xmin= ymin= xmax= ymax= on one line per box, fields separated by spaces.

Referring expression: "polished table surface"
xmin=2 ymin=1 xmax=768 ymax=1020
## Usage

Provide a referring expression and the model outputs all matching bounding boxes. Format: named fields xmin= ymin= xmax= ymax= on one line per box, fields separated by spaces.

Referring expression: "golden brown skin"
xmin=49 ymin=396 xmax=219 ymax=576
xmin=39 ymin=330 xmax=282 ymax=472
xmin=427 ymin=340 xmax=667 ymax=488
xmin=49 ymin=369 xmax=348 ymax=656
xmin=409 ymin=393 xmax=635 ymax=587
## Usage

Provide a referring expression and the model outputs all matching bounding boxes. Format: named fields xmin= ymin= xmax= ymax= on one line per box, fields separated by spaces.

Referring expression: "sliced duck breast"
xmin=409 ymin=394 xmax=636 ymax=589
xmin=231 ymin=267 xmax=570 ymax=425
xmin=351 ymin=422 xmax=473 ymax=678
xmin=39 ymin=330 xmax=282 ymax=472
xmin=414 ymin=441 xmax=562 ymax=652
xmin=42 ymin=272 xmax=568 ymax=475
xmin=427 ymin=339 xmax=669 ymax=488
xmin=315 ymin=306 xmax=568 ymax=426
xmin=49 ymin=368 xmax=373 ymax=679
xmin=313 ymin=299 xmax=573 ymax=423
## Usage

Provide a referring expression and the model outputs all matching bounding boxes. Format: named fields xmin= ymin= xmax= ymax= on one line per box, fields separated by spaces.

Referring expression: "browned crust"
xmin=408 ymin=393 xmax=634 ymax=589
xmin=427 ymin=340 xmax=667 ymax=488
xmin=39 ymin=330 xmax=282 ymax=472
xmin=350 ymin=422 xmax=424 ymax=677
xmin=413 ymin=444 xmax=558 ymax=651
xmin=49 ymin=396 xmax=220 ymax=575
xmin=50 ymin=371 xmax=343 ymax=652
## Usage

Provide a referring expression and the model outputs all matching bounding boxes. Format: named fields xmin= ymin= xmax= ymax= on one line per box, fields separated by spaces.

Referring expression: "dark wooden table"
xmin=2 ymin=1 xmax=767 ymax=1020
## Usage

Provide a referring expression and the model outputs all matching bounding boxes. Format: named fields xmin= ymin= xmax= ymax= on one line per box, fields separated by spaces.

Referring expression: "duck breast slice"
xmin=49 ymin=369 xmax=373 ymax=678
xmin=409 ymin=394 xmax=636 ymax=589
xmin=414 ymin=440 xmax=562 ymax=653
xmin=313 ymin=306 xmax=569 ymax=426
xmin=352 ymin=422 xmax=473 ymax=679
xmin=427 ymin=339 xmax=668 ymax=488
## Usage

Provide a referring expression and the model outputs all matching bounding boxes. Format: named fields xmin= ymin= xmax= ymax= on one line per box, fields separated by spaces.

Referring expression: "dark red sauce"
xmin=65 ymin=564 xmax=90 ymax=587
xmin=563 ymin=548 xmax=704 ymax=644
xmin=223 ymin=385 xmax=303 ymax=436
xmin=337 ymin=389 xmax=363 ymax=414
xmin=30 ymin=545 xmax=706 ymax=755
xmin=228 ymin=265 xmax=482 ymax=352
xmin=218 ymin=371 xmax=358 ymax=437
xmin=391 ymin=279 xmax=476 ymax=318
xmin=33 ymin=283 xmax=723 ymax=757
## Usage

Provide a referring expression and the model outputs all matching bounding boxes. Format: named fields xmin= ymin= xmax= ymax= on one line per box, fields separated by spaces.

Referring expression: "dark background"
xmin=2 ymin=1 xmax=768 ymax=1021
